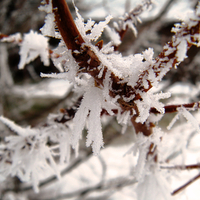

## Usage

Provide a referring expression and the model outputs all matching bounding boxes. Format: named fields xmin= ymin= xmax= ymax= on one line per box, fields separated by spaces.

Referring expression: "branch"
xmin=52 ymin=0 xmax=84 ymax=51
xmin=172 ymin=173 xmax=200 ymax=195
xmin=161 ymin=163 xmax=200 ymax=170
xmin=50 ymin=0 xmax=200 ymax=139
xmin=150 ymin=102 xmax=200 ymax=114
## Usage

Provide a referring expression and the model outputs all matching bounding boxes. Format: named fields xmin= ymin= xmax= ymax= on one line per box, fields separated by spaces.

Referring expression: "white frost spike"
xmin=167 ymin=113 xmax=179 ymax=130
xmin=38 ymin=0 xmax=53 ymax=13
xmin=40 ymin=13 xmax=57 ymax=37
xmin=143 ymin=48 xmax=154 ymax=62
xmin=18 ymin=30 xmax=50 ymax=69
xmin=167 ymin=107 xmax=200 ymax=132
xmin=136 ymin=91 xmax=171 ymax=124
xmin=75 ymin=6 xmax=112 ymax=42
xmin=86 ymin=88 xmax=103 ymax=155
xmin=72 ymin=85 xmax=104 ymax=155
xmin=59 ymin=131 xmax=72 ymax=164
xmin=178 ymin=107 xmax=200 ymax=132
xmin=136 ymin=172 xmax=172 ymax=200
xmin=0 ymin=116 xmax=36 ymax=136
xmin=176 ymin=39 xmax=187 ymax=62
xmin=0 ymin=116 xmax=60 ymax=193
xmin=105 ymin=26 xmax=121 ymax=46
xmin=88 ymin=15 xmax=113 ymax=42
xmin=124 ymin=20 xmax=138 ymax=37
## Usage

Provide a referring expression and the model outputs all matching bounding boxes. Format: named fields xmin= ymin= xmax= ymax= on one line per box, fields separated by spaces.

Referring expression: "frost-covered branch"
xmin=150 ymin=101 xmax=200 ymax=114
xmin=1 ymin=0 xmax=200 ymax=198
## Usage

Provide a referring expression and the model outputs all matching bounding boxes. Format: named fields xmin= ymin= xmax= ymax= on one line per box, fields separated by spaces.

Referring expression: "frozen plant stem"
xmin=52 ymin=0 xmax=153 ymax=136
xmin=52 ymin=0 xmax=84 ymax=51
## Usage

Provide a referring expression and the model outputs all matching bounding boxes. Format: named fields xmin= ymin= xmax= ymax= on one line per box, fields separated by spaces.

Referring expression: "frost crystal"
xmin=135 ymin=91 xmax=171 ymax=124
xmin=72 ymin=84 xmax=106 ymax=155
xmin=0 ymin=116 xmax=60 ymax=192
xmin=75 ymin=6 xmax=112 ymax=43
xmin=167 ymin=106 xmax=200 ymax=132
xmin=18 ymin=30 xmax=50 ymax=69
xmin=105 ymin=26 xmax=121 ymax=46
xmin=176 ymin=39 xmax=187 ymax=62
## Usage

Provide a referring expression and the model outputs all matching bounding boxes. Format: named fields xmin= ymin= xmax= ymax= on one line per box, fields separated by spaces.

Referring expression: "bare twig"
xmin=172 ymin=173 xmax=200 ymax=195
xmin=161 ymin=163 xmax=200 ymax=170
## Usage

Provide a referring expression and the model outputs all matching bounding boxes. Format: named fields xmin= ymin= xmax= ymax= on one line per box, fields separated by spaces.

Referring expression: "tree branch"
xmin=52 ymin=0 xmax=84 ymax=51
xmin=150 ymin=102 xmax=200 ymax=114
xmin=172 ymin=173 xmax=200 ymax=195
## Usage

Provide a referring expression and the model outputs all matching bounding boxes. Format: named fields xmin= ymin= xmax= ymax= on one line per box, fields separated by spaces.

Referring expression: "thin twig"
xmin=172 ymin=173 xmax=200 ymax=195
xmin=150 ymin=102 xmax=200 ymax=114
xmin=161 ymin=163 xmax=200 ymax=170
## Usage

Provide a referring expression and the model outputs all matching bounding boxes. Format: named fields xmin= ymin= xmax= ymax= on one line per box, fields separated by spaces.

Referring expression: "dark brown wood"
xmin=52 ymin=0 xmax=84 ymax=51
xmin=172 ymin=173 xmax=200 ymax=195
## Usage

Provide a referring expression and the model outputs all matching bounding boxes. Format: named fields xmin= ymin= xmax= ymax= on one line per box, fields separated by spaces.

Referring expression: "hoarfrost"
xmin=75 ymin=6 xmax=112 ymax=43
xmin=105 ymin=26 xmax=121 ymax=46
xmin=72 ymin=84 xmax=103 ymax=155
xmin=0 ymin=116 xmax=60 ymax=193
xmin=167 ymin=106 xmax=200 ymax=132
xmin=176 ymin=39 xmax=187 ymax=62
xmin=18 ymin=30 xmax=50 ymax=69
xmin=135 ymin=91 xmax=171 ymax=124
xmin=0 ymin=32 xmax=22 ymax=43
xmin=40 ymin=13 xmax=57 ymax=37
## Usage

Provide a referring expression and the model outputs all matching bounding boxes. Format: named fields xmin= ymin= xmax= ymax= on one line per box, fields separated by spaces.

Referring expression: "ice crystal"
xmin=74 ymin=7 xmax=112 ymax=43
xmin=72 ymin=81 xmax=116 ymax=155
xmin=0 ymin=116 xmax=60 ymax=192
xmin=167 ymin=106 xmax=200 ymax=132
xmin=135 ymin=91 xmax=171 ymax=124
xmin=18 ymin=30 xmax=50 ymax=69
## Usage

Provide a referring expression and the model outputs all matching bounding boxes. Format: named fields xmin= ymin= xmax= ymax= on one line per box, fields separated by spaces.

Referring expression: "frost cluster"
xmin=18 ymin=30 xmax=50 ymax=69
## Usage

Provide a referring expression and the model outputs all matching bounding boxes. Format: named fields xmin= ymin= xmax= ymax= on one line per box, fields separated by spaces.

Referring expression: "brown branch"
xmin=161 ymin=163 xmax=200 ymax=170
xmin=0 ymin=33 xmax=22 ymax=43
xmin=172 ymin=173 xmax=200 ymax=195
xmin=150 ymin=102 xmax=200 ymax=114
xmin=134 ymin=18 xmax=200 ymax=94
xmin=131 ymin=116 xmax=153 ymax=136
xmin=52 ymin=0 xmax=84 ymax=51
xmin=52 ymin=0 xmax=109 ymax=88
xmin=0 ymin=34 xmax=8 ymax=40
xmin=114 ymin=0 xmax=154 ymax=50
